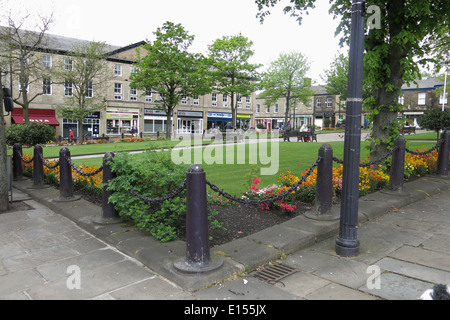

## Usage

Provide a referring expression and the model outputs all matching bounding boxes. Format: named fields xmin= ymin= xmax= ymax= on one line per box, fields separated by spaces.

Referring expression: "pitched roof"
xmin=0 ymin=26 xmax=144 ymax=59
xmin=402 ymin=77 xmax=444 ymax=90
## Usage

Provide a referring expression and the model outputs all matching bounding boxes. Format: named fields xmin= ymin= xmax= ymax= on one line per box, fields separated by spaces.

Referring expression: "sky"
xmin=1 ymin=0 xmax=347 ymax=84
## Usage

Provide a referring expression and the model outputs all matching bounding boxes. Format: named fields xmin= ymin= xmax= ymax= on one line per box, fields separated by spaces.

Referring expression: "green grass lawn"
xmin=14 ymin=138 xmax=437 ymax=196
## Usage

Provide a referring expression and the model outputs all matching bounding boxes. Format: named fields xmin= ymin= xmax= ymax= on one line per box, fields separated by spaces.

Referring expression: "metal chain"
xmin=38 ymin=152 xmax=60 ymax=169
xmin=332 ymin=146 xmax=398 ymax=167
xmin=65 ymin=155 xmax=104 ymax=176
xmin=16 ymin=150 xmax=34 ymax=163
xmin=206 ymin=156 xmax=322 ymax=206
xmin=405 ymin=140 xmax=441 ymax=155
xmin=129 ymin=181 xmax=187 ymax=204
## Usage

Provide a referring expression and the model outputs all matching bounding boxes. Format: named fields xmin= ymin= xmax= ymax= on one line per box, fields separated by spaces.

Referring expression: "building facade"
xmin=3 ymin=31 xmax=255 ymax=140
xmin=399 ymin=77 xmax=449 ymax=127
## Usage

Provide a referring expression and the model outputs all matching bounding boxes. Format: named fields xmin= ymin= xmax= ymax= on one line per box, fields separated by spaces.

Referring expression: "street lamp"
xmin=335 ymin=0 xmax=366 ymax=257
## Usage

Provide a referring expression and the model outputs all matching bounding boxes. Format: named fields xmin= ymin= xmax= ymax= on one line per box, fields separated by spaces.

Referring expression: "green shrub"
xmin=6 ymin=123 xmax=55 ymax=146
xmin=107 ymin=150 xmax=188 ymax=242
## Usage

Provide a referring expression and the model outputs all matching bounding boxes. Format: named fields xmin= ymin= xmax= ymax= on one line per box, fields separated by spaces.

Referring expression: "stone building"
xmin=399 ymin=77 xmax=449 ymax=127
xmin=3 ymin=30 xmax=255 ymax=140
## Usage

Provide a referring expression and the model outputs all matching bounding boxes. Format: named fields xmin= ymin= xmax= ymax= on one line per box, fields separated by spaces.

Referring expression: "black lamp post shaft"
xmin=335 ymin=0 xmax=366 ymax=257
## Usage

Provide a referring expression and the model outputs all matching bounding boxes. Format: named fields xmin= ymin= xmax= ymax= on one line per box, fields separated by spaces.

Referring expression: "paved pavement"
xmin=2 ymin=173 xmax=450 ymax=302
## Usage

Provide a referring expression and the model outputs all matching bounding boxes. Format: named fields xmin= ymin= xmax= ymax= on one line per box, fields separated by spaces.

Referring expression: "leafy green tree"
xmin=418 ymin=108 xmax=450 ymax=143
xmin=258 ymin=51 xmax=313 ymax=128
xmin=131 ymin=22 xmax=210 ymax=139
xmin=207 ymin=34 xmax=261 ymax=130
xmin=322 ymin=52 xmax=348 ymax=121
xmin=255 ymin=0 xmax=450 ymax=160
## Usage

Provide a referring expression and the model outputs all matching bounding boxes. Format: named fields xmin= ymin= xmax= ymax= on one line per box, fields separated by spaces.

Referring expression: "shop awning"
xmin=11 ymin=109 xmax=60 ymax=125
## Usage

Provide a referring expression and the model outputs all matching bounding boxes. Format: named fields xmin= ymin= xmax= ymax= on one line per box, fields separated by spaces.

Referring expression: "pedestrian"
xmin=69 ymin=129 xmax=75 ymax=143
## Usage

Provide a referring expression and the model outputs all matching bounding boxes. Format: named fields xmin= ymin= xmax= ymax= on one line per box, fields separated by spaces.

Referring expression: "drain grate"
xmin=252 ymin=263 xmax=299 ymax=286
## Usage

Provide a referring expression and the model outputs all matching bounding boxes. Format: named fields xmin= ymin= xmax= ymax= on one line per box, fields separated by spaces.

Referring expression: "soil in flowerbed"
xmin=75 ymin=189 xmax=311 ymax=247
xmin=181 ymin=202 xmax=312 ymax=247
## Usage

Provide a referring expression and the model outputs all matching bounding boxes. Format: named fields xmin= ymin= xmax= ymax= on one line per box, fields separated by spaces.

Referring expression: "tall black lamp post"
xmin=335 ymin=0 xmax=366 ymax=257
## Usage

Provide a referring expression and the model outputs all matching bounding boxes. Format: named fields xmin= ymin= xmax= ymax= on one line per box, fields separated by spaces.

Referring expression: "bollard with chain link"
xmin=305 ymin=144 xmax=339 ymax=220
xmin=94 ymin=152 xmax=122 ymax=225
xmin=437 ymin=130 xmax=449 ymax=177
xmin=174 ymin=164 xmax=223 ymax=273
xmin=30 ymin=145 xmax=46 ymax=188
xmin=55 ymin=147 xmax=81 ymax=202
xmin=13 ymin=143 xmax=24 ymax=180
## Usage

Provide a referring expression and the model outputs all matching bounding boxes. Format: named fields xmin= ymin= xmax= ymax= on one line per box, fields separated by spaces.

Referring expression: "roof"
xmin=0 ymin=26 xmax=144 ymax=60
xmin=402 ymin=77 xmax=444 ymax=91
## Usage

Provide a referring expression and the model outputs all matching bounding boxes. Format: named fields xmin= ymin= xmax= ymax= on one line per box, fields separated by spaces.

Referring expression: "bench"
xmin=400 ymin=126 xmax=416 ymax=135
xmin=283 ymin=130 xmax=317 ymax=142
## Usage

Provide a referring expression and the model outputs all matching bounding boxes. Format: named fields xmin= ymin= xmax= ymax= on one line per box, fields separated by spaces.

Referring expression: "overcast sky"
xmin=1 ymin=0 xmax=347 ymax=84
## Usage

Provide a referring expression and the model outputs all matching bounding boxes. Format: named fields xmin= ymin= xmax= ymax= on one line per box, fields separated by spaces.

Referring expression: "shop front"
xmin=144 ymin=108 xmax=172 ymax=134
xmin=62 ymin=112 xmax=100 ymax=139
xmin=177 ymin=110 xmax=203 ymax=134
xmin=11 ymin=108 xmax=60 ymax=126
xmin=106 ymin=107 xmax=139 ymax=136
xmin=207 ymin=111 xmax=231 ymax=130
xmin=237 ymin=114 xmax=251 ymax=130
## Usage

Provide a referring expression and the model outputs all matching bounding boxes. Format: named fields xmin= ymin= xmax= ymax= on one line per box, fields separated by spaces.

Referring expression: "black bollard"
xmin=94 ymin=152 xmax=122 ymax=225
xmin=55 ymin=147 xmax=81 ymax=202
xmin=305 ymin=144 xmax=339 ymax=220
xmin=385 ymin=135 xmax=408 ymax=195
xmin=437 ymin=131 xmax=449 ymax=177
xmin=31 ymin=145 xmax=45 ymax=188
xmin=12 ymin=143 xmax=23 ymax=179
xmin=173 ymin=164 xmax=223 ymax=273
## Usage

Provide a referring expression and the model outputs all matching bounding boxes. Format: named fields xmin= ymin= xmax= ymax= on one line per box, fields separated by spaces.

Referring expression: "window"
xmin=223 ymin=94 xmax=228 ymax=107
xmin=130 ymin=66 xmax=137 ymax=75
xmin=317 ymin=98 xmax=322 ymax=108
xmin=42 ymin=77 xmax=52 ymax=95
xmin=64 ymin=59 xmax=73 ymax=71
xmin=326 ymin=97 xmax=333 ymax=108
xmin=193 ymin=95 xmax=200 ymax=105
xmin=212 ymin=93 xmax=217 ymax=106
xmin=418 ymin=92 xmax=426 ymax=105
xmin=398 ymin=95 xmax=404 ymax=105
xmin=114 ymin=83 xmax=122 ymax=100
xmin=42 ymin=55 xmax=52 ymax=68
xmin=266 ymin=105 xmax=270 ymax=113
xmin=256 ymin=104 xmax=260 ymax=113
xmin=440 ymin=93 xmax=448 ymax=105
xmin=181 ymin=96 xmax=188 ymax=104
xmin=130 ymin=87 xmax=137 ymax=101
xmin=64 ymin=80 xmax=73 ymax=96
xmin=86 ymin=81 xmax=93 ymax=98
xmin=274 ymin=104 xmax=279 ymax=113
xmin=114 ymin=64 xmax=122 ymax=76
xmin=145 ymin=88 xmax=152 ymax=102
xmin=246 ymin=96 xmax=251 ymax=104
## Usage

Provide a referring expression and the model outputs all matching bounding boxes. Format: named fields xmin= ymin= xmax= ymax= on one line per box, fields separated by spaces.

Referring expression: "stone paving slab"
xmin=377 ymin=257 xmax=450 ymax=284
xmin=359 ymin=272 xmax=432 ymax=300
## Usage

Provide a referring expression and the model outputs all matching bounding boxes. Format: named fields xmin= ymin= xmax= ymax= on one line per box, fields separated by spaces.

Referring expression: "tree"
xmin=322 ymin=52 xmax=349 ymax=121
xmin=53 ymin=41 xmax=112 ymax=141
xmin=418 ymin=108 xmax=450 ymax=143
xmin=207 ymin=34 xmax=261 ymax=130
xmin=131 ymin=22 xmax=210 ymax=139
xmin=0 ymin=13 xmax=53 ymax=123
xmin=255 ymin=0 xmax=450 ymax=160
xmin=258 ymin=51 xmax=313 ymax=128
